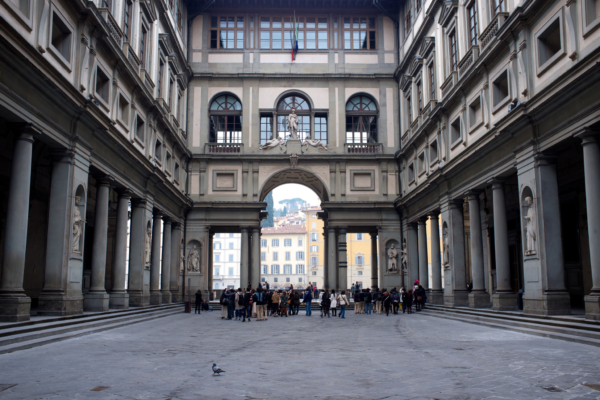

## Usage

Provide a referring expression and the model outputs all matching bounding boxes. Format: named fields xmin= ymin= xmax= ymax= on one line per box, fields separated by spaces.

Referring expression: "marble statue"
xmin=387 ymin=244 xmax=398 ymax=273
xmin=302 ymin=134 xmax=330 ymax=151
xmin=145 ymin=226 xmax=151 ymax=268
xmin=188 ymin=245 xmax=200 ymax=272
xmin=524 ymin=196 xmax=537 ymax=255
xmin=72 ymin=196 xmax=85 ymax=253
xmin=400 ymin=240 xmax=408 ymax=273
xmin=259 ymin=135 xmax=285 ymax=151
xmin=443 ymin=226 xmax=450 ymax=269
xmin=287 ymin=108 xmax=298 ymax=139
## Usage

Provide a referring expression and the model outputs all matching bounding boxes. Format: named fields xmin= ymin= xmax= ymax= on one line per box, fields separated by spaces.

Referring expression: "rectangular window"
xmin=449 ymin=29 xmax=457 ymax=72
xmin=356 ymin=255 xmax=364 ymax=265
xmin=406 ymin=94 xmax=412 ymax=122
xmin=356 ymin=233 xmax=363 ymax=240
xmin=209 ymin=115 xmax=242 ymax=143
xmin=95 ymin=67 xmax=110 ymax=103
xmin=344 ymin=17 xmax=376 ymax=50
xmin=260 ymin=116 xmax=273 ymax=145
xmin=314 ymin=116 xmax=327 ymax=144
xmin=468 ymin=2 xmax=478 ymax=46
xmin=284 ymin=265 xmax=292 ymax=274
xmin=123 ymin=0 xmax=132 ymax=41
xmin=310 ymin=256 xmax=318 ymax=266
xmin=312 ymin=271 xmax=317 ymax=275
xmin=157 ymin=60 xmax=164 ymax=98
xmin=404 ymin=3 xmax=412 ymax=37
xmin=215 ymin=254 xmax=220 ymax=262
xmin=262 ymin=265 xmax=268 ymax=274
xmin=491 ymin=0 xmax=505 ymax=17
xmin=135 ymin=115 xmax=145 ymax=142
xmin=345 ymin=115 xmax=377 ymax=144
xmin=310 ymin=245 xmax=319 ymax=252
xmin=229 ymin=242 xmax=234 ymax=249
xmin=299 ymin=277 xmax=303 ymax=282
xmin=296 ymin=251 xmax=305 ymax=261
xmin=286 ymin=277 xmax=291 ymax=282
xmin=333 ymin=17 xmax=338 ymax=49
xmin=261 ymin=239 xmax=267 ymax=247
xmin=416 ymin=0 xmax=422 ymax=13
xmin=249 ymin=16 xmax=254 ymax=48
xmin=416 ymin=81 xmax=423 ymax=115
xmin=310 ymin=233 xmax=318 ymax=242
xmin=271 ymin=265 xmax=280 ymax=274
xmin=118 ymin=94 xmax=129 ymax=125
xmin=228 ymin=267 xmax=233 ymax=276
xmin=168 ymin=75 xmax=174 ymax=108
xmin=210 ymin=16 xmax=245 ymax=49
xmin=284 ymin=239 xmax=292 ymax=247
xmin=428 ymin=62 xmax=436 ymax=101
xmin=213 ymin=242 xmax=221 ymax=249
xmin=272 ymin=239 xmax=279 ymax=247
xmin=285 ymin=251 xmax=291 ymax=261
xmin=273 ymin=252 xmax=278 ymax=261
xmin=261 ymin=252 xmax=266 ymax=261
xmin=260 ymin=16 xmax=328 ymax=50
xmin=298 ymin=237 xmax=303 ymax=247
xmin=140 ymin=24 xmax=148 ymax=68
xmin=215 ymin=267 xmax=220 ymax=275
xmin=296 ymin=264 xmax=305 ymax=274
xmin=358 ymin=271 xmax=363 ymax=275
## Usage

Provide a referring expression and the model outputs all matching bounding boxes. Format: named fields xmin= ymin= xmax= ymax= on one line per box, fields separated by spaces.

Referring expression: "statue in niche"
xmin=259 ymin=135 xmax=285 ymax=151
xmin=443 ymin=226 xmax=450 ymax=270
xmin=523 ymin=196 xmax=537 ymax=256
xmin=302 ymin=134 xmax=330 ymax=152
xmin=287 ymin=108 xmax=299 ymax=139
xmin=188 ymin=245 xmax=200 ymax=272
xmin=387 ymin=244 xmax=399 ymax=273
xmin=145 ymin=226 xmax=152 ymax=268
xmin=400 ymin=240 xmax=408 ymax=273
xmin=72 ymin=196 xmax=85 ymax=253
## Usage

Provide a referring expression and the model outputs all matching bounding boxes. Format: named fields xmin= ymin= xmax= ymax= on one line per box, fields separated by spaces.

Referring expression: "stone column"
xmin=149 ymin=211 xmax=162 ymax=305
xmin=370 ymin=231 xmax=378 ymax=290
xmin=109 ymin=190 xmax=131 ymax=309
xmin=328 ymin=228 xmax=337 ymax=290
xmin=429 ymin=212 xmax=443 ymax=304
xmin=170 ymin=223 xmax=183 ymax=302
xmin=338 ymin=228 xmax=348 ymax=291
xmin=240 ymin=227 xmax=249 ymax=291
xmin=84 ymin=177 xmax=111 ymax=311
xmin=406 ymin=223 xmax=419 ymax=289
xmin=207 ymin=229 xmax=214 ymax=298
xmin=38 ymin=150 xmax=78 ymax=316
xmin=443 ymin=200 xmax=468 ymax=307
xmin=468 ymin=191 xmax=490 ymax=308
xmin=161 ymin=218 xmax=172 ymax=304
xmin=251 ymin=227 xmax=260 ymax=288
xmin=0 ymin=129 xmax=36 ymax=322
xmin=418 ymin=218 xmax=429 ymax=289
xmin=491 ymin=181 xmax=517 ymax=310
xmin=579 ymin=131 xmax=600 ymax=319
xmin=128 ymin=199 xmax=151 ymax=307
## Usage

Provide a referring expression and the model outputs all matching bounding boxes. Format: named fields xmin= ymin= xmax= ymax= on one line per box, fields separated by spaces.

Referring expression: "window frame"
xmin=48 ymin=7 xmax=74 ymax=70
xmin=534 ymin=9 xmax=566 ymax=77
xmin=448 ymin=27 xmax=458 ymax=74
xmin=491 ymin=66 xmax=511 ymax=113
xmin=343 ymin=16 xmax=377 ymax=50
xmin=467 ymin=93 xmax=484 ymax=132
xmin=490 ymin=0 xmax=506 ymax=19
xmin=260 ymin=15 xmax=329 ymax=50
xmin=210 ymin=15 xmax=245 ymax=50
xmin=583 ymin=0 xmax=600 ymax=36
xmin=209 ymin=94 xmax=243 ymax=144
xmin=450 ymin=114 xmax=463 ymax=149
xmin=345 ymin=94 xmax=379 ymax=144
xmin=467 ymin=0 xmax=479 ymax=47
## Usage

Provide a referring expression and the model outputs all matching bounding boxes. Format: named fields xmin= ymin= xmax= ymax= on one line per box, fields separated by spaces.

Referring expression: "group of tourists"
xmin=193 ymin=280 xmax=429 ymax=321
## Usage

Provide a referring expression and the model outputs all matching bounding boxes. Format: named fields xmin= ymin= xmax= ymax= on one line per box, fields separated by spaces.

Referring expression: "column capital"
xmin=448 ymin=199 xmax=464 ymax=209
xmin=488 ymin=177 xmax=507 ymax=189
xmin=240 ymin=226 xmax=250 ymax=232
xmin=418 ymin=216 xmax=428 ymax=224
xmin=465 ymin=189 xmax=483 ymax=200
xmin=428 ymin=210 xmax=440 ymax=218
xmin=338 ymin=227 xmax=347 ymax=234
xmin=117 ymin=188 xmax=133 ymax=199
xmin=152 ymin=210 xmax=163 ymax=218
xmin=93 ymin=174 xmax=114 ymax=186
xmin=162 ymin=216 xmax=172 ymax=224
xmin=11 ymin=123 xmax=42 ymax=142
xmin=369 ymin=231 xmax=377 ymax=239
xmin=575 ymin=127 xmax=600 ymax=144
xmin=534 ymin=153 xmax=559 ymax=166
xmin=131 ymin=198 xmax=148 ymax=208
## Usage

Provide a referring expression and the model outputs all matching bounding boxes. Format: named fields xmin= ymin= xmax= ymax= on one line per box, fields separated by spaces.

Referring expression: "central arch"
xmin=259 ymin=168 xmax=330 ymax=202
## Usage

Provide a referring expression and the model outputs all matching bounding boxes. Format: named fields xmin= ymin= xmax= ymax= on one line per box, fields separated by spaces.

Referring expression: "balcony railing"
xmin=99 ymin=9 xmax=124 ymax=47
xmin=480 ymin=12 xmax=509 ymax=53
xmin=458 ymin=45 xmax=479 ymax=77
xmin=441 ymin=71 xmax=457 ymax=99
xmin=205 ymin=143 xmax=243 ymax=154
xmin=344 ymin=143 xmax=383 ymax=154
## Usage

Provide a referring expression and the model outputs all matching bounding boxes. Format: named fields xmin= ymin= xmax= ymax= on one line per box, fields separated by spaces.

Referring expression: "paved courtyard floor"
xmin=0 ymin=309 xmax=599 ymax=399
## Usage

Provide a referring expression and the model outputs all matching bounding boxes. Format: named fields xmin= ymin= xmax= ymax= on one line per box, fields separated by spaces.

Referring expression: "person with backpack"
xmin=194 ymin=290 xmax=203 ymax=314
xmin=303 ymin=289 xmax=313 ymax=316
xmin=234 ymin=288 xmax=244 ymax=320
xmin=220 ymin=289 xmax=228 ymax=320
xmin=390 ymin=288 xmax=400 ymax=314
xmin=364 ymin=288 xmax=373 ymax=315
xmin=253 ymin=287 xmax=267 ymax=321
xmin=338 ymin=290 xmax=349 ymax=318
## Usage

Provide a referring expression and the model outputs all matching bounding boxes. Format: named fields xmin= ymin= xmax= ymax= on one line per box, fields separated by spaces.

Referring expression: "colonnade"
xmin=0 ymin=126 xmax=183 ymax=322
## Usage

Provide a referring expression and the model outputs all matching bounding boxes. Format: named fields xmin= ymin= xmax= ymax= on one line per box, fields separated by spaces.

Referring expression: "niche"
xmin=186 ymin=239 xmax=202 ymax=274
xmin=520 ymin=186 xmax=537 ymax=257
xmin=385 ymin=239 xmax=400 ymax=274
xmin=71 ymin=185 xmax=86 ymax=255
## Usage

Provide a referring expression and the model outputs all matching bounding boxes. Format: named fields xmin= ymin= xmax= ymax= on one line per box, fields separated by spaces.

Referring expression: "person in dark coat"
xmin=226 ymin=289 xmax=236 ymax=320
xmin=194 ymin=290 xmax=203 ymax=314
xmin=242 ymin=289 xmax=252 ymax=322
xmin=320 ymin=289 xmax=331 ymax=318
xmin=405 ymin=289 xmax=414 ymax=314
xmin=383 ymin=290 xmax=392 ymax=316
xmin=303 ymin=289 xmax=313 ymax=316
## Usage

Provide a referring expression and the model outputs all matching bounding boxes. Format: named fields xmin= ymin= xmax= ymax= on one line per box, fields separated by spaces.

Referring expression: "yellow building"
xmin=260 ymin=225 xmax=308 ymax=290
xmin=304 ymin=206 xmax=375 ymax=290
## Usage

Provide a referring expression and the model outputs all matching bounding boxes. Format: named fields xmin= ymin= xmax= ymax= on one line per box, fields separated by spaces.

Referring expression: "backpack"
xmin=237 ymin=293 xmax=244 ymax=306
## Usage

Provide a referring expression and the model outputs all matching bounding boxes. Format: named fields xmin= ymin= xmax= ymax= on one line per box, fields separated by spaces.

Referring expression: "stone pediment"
xmin=409 ymin=56 xmax=423 ymax=77
xmin=438 ymin=0 xmax=458 ymax=27
xmin=400 ymin=74 xmax=412 ymax=92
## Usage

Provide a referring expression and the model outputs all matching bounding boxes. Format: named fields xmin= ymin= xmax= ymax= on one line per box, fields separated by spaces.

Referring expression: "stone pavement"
xmin=0 ymin=308 xmax=599 ymax=400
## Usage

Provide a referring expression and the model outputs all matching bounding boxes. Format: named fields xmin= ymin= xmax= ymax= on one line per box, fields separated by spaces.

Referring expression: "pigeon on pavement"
xmin=212 ymin=363 xmax=225 ymax=375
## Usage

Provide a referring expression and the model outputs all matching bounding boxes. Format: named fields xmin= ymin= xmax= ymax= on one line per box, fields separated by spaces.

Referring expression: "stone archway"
xmin=259 ymin=168 xmax=329 ymax=202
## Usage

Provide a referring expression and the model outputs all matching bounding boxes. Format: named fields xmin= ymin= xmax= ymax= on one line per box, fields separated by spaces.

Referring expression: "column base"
xmin=523 ymin=292 xmax=571 ymax=316
xmin=109 ymin=292 xmax=129 ymax=310
xmin=83 ymin=292 xmax=110 ymax=312
xmin=468 ymin=291 xmax=491 ymax=308
xmin=161 ymin=291 xmax=172 ymax=304
xmin=171 ymin=292 xmax=182 ymax=303
xmin=444 ymin=291 xmax=469 ymax=307
xmin=428 ymin=290 xmax=444 ymax=305
xmin=585 ymin=294 xmax=600 ymax=320
xmin=0 ymin=296 xmax=31 ymax=322
xmin=128 ymin=292 xmax=150 ymax=307
xmin=150 ymin=291 xmax=162 ymax=305
xmin=38 ymin=293 xmax=83 ymax=316
xmin=492 ymin=292 xmax=518 ymax=311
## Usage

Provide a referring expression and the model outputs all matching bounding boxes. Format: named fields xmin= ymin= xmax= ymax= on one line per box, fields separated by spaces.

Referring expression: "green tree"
xmin=261 ymin=191 xmax=274 ymax=228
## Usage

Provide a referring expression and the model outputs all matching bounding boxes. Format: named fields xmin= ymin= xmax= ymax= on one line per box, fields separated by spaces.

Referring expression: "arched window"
xmin=276 ymin=94 xmax=310 ymax=141
xmin=209 ymin=94 xmax=242 ymax=143
xmin=345 ymin=95 xmax=378 ymax=144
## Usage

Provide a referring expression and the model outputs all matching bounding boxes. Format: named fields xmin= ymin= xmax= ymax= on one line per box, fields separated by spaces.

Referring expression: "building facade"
xmin=260 ymin=225 xmax=308 ymax=290
xmin=212 ymin=233 xmax=241 ymax=289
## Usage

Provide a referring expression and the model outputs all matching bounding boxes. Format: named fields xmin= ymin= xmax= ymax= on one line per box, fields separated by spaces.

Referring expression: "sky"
xmin=272 ymin=184 xmax=320 ymax=209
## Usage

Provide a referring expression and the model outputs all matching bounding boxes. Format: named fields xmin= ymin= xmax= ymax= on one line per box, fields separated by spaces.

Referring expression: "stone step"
xmin=424 ymin=304 xmax=600 ymax=331
xmin=0 ymin=309 xmax=181 ymax=354
xmin=421 ymin=309 xmax=600 ymax=347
